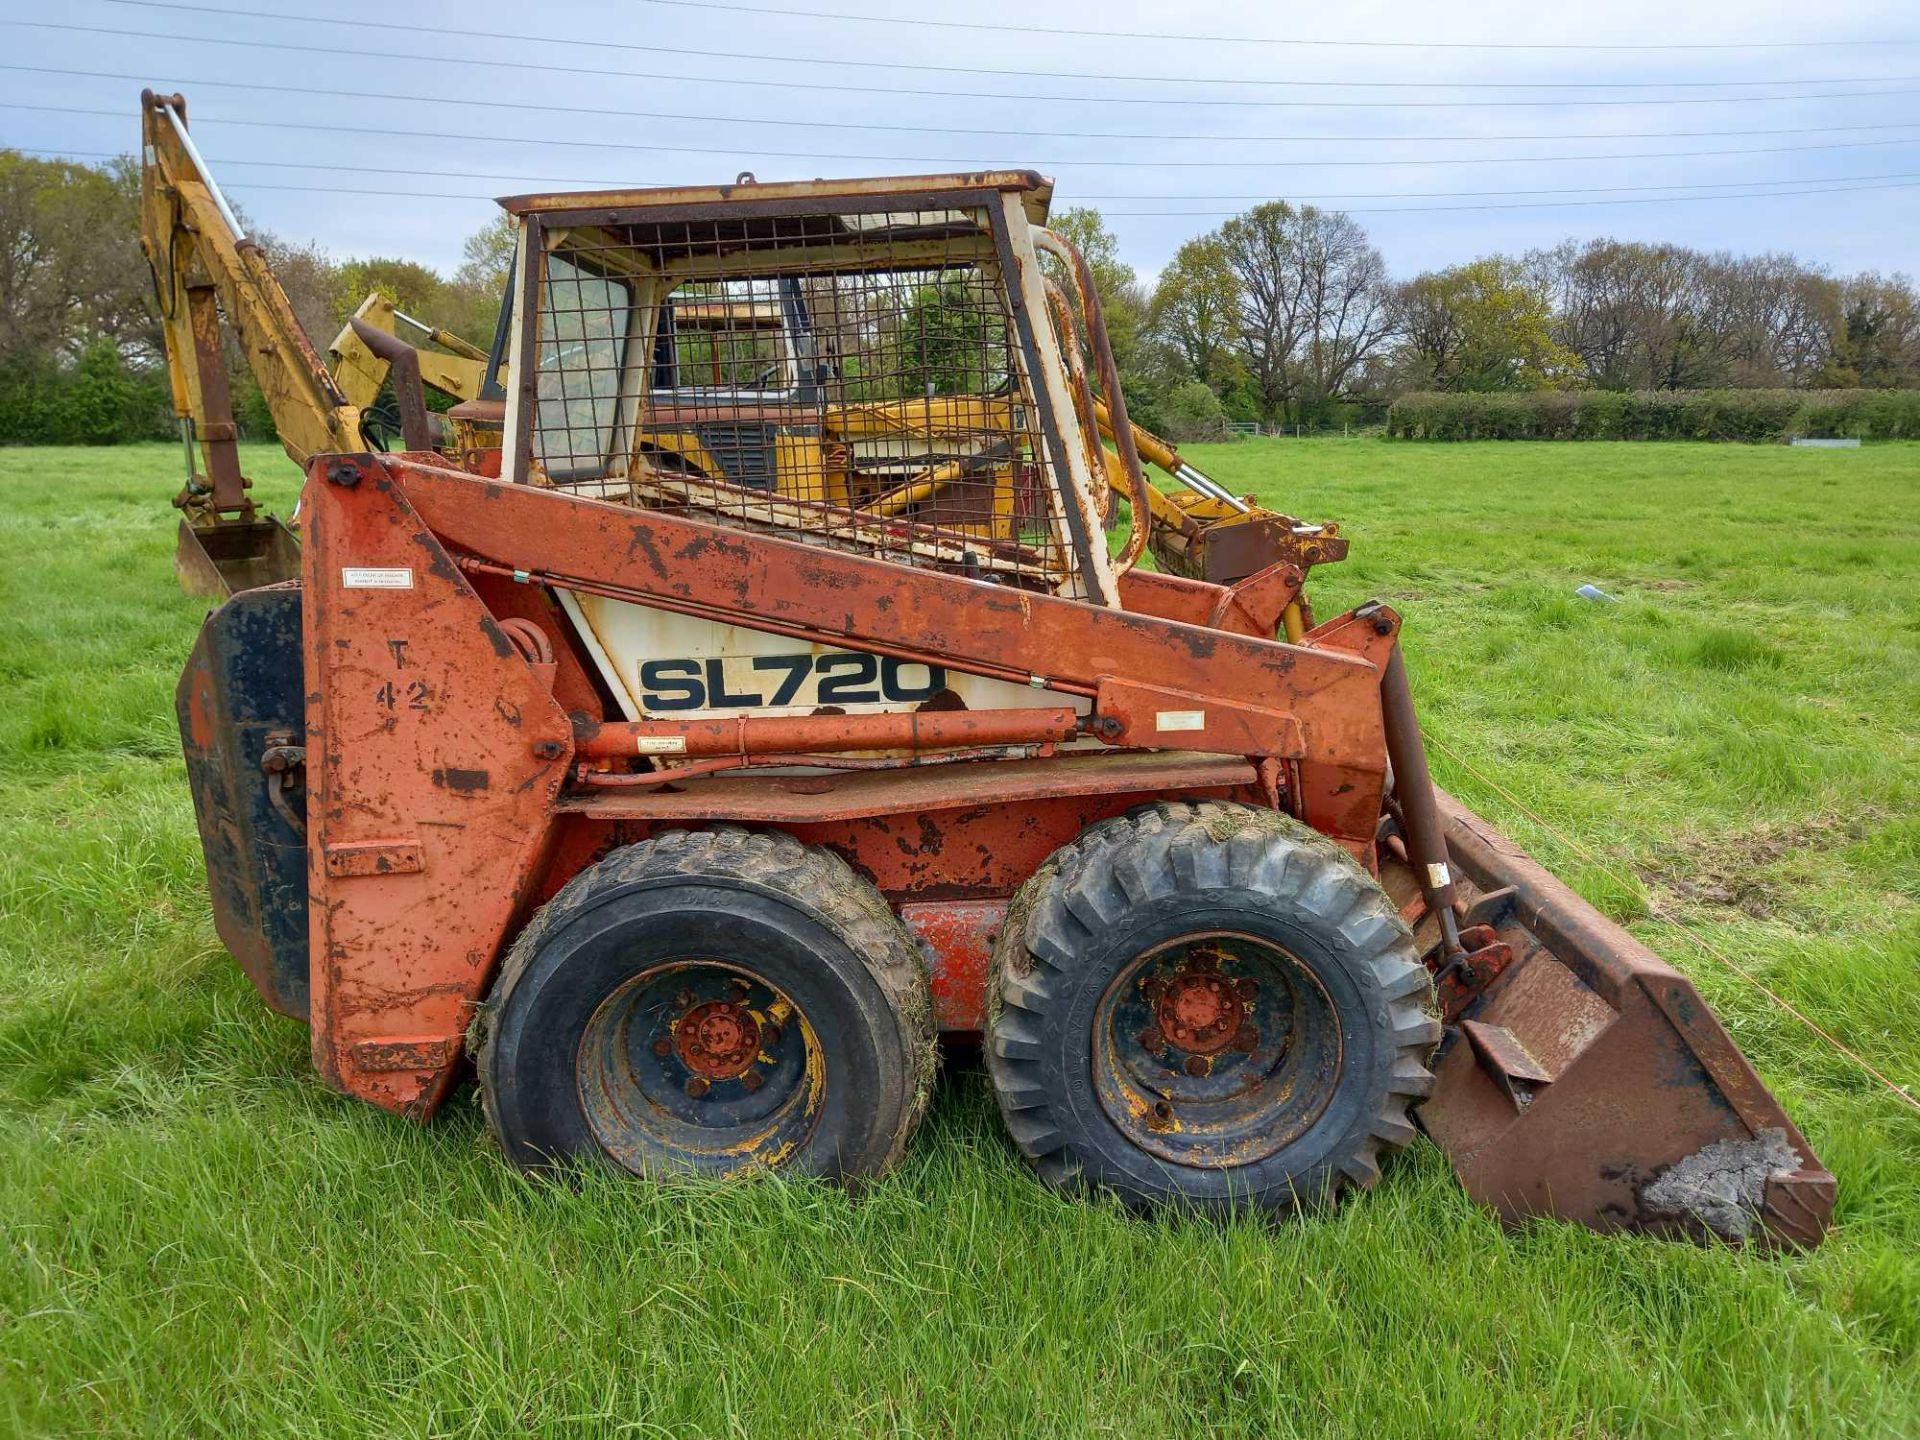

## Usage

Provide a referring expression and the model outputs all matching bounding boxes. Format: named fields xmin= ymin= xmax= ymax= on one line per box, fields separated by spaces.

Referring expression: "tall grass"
xmin=2 ymin=441 xmax=1917 ymax=1437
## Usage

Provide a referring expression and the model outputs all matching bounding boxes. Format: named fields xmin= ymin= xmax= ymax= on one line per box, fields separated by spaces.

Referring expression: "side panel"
xmin=176 ymin=583 xmax=309 ymax=1017
xmin=570 ymin=594 xmax=1088 ymax=723
xmin=389 ymin=459 xmax=1392 ymax=849
xmin=301 ymin=455 xmax=574 ymax=1117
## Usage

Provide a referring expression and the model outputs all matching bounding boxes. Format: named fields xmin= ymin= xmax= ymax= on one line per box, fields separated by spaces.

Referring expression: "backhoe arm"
xmin=139 ymin=89 xmax=360 ymax=490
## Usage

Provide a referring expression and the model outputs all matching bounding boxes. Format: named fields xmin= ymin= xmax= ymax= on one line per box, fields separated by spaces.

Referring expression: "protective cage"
xmin=499 ymin=176 xmax=1111 ymax=594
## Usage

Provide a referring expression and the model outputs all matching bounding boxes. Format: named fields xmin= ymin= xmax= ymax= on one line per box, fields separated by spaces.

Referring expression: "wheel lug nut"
xmin=652 ymin=1036 xmax=673 ymax=1057
xmin=685 ymin=1077 xmax=710 ymax=1098
xmin=741 ymin=1071 xmax=765 ymax=1093
xmin=1183 ymin=1055 xmax=1208 ymax=1077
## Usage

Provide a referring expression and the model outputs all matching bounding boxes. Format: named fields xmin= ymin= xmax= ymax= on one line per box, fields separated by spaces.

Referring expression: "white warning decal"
xmin=342 ymin=567 xmax=414 ymax=590
xmin=1155 ymin=710 xmax=1207 ymax=732
xmin=1426 ymin=862 xmax=1453 ymax=889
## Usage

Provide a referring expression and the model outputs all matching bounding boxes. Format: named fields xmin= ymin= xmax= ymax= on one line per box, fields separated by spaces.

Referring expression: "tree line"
xmin=2 ymin=146 xmax=1915 ymax=444
xmin=1060 ymin=204 xmax=1919 ymax=439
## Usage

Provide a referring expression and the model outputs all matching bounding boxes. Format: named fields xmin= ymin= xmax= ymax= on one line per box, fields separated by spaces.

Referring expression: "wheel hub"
xmin=1153 ymin=969 xmax=1249 ymax=1056
xmin=577 ymin=960 xmax=821 ymax=1175
xmin=1094 ymin=931 xmax=1341 ymax=1169
xmin=674 ymin=999 xmax=761 ymax=1078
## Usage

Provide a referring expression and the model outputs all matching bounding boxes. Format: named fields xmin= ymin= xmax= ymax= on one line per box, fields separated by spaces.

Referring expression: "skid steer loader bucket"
xmin=174 ymin=514 xmax=301 ymax=598
xmin=1385 ymin=789 xmax=1835 ymax=1248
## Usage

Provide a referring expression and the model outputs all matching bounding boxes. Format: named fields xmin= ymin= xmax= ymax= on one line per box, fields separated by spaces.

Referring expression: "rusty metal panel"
xmin=498 ymin=172 xmax=1053 ymax=220
xmin=899 ymin=899 xmax=1003 ymax=1033
xmin=322 ymin=839 xmax=425 ymax=878
xmin=534 ymin=776 xmax=1258 ymax=1035
xmin=387 ymin=457 xmax=1390 ymax=850
xmin=300 ymin=454 xmax=574 ymax=1118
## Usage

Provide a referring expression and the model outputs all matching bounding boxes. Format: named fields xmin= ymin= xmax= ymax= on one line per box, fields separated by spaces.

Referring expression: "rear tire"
xmin=477 ymin=828 xmax=935 ymax=1183
xmin=986 ymin=802 xmax=1439 ymax=1214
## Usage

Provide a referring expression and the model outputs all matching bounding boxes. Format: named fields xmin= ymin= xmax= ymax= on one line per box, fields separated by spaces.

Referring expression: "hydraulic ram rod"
xmin=1380 ymin=645 xmax=1465 ymax=961
xmin=1093 ymin=398 xmax=1250 ymax=514
xmin=573 ymin=706 xmax=1084 ymax=761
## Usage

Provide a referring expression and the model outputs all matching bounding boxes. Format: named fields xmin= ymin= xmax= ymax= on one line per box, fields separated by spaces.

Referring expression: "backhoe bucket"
xmin=174 ymin=515 xmax=300 ymax=598
xmin=1392 ymin=788 xmax=1835 ymax=1248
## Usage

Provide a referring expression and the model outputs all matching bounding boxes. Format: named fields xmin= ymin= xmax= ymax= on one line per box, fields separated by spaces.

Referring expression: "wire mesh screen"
xmin=525 ymin=203 xmax=1078 ymax=586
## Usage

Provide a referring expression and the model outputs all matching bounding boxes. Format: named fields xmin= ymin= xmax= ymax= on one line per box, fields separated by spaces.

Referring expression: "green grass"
xmin=3 ymin=439 xmax=1918 ymax=1438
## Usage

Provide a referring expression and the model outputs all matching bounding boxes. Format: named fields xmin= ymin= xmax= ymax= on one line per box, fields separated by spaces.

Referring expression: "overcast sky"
xmin=6 ymin=0 xmax=1918 ymax=283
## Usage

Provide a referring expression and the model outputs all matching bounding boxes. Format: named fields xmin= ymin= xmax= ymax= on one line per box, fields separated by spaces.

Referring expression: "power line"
xmin=13 ymin=101 xmax=1920 ymax=171
xmin=163 ymin=175 xmax=1920 ymax=217
xmin=8 ymin=41 xmax=1918 ymax=112
xmin=16 ymin=65 xmax=1920 ymax=150
xmin=1103 ymin=178 xmax=1920 ymax=216
xmin=75 ymin=3 xmax=1920 ymax=91
xmin=17 ymin=142 xmax=1915 ymax=217
xmin=615 ymin=0 xmax=1914 ymax=52
xmin=28 ymin=145 xmax=1920 ymax=207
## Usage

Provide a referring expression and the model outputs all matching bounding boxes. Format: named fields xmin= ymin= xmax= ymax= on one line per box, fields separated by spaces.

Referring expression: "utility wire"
xmin=614 ymin=0 xmax=1915 ymax=52
xmin=13 ymin=102 xmax=1920 ymax=171
xmin=76 ymin=4 xmax=1920 ymax=92
xmin=22 ymin=147 xmax=1913 ymax=217
xmin=1105 ymin=179 xmax=1920 ymax=215
xmin=11 ymin=39 xmax=1914 ymax=110
xmin=16 ymin=66 xmax=1920 ymax=147
xmin=28 ymin=145 xmax=1920 ymax=207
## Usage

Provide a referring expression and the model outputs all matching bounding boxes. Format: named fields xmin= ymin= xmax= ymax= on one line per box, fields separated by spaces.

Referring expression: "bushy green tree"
xmin=1159 ymin=379 xmax=1232 ymax=442
xmin=1392 ymin=258 xmax=1579 ymax=392
xmin=1148 ymin=235 xmax=1241 ymax=390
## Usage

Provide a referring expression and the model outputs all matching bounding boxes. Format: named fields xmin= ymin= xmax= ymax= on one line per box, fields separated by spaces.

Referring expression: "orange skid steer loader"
xmin=159 ymin=98 xmax=1831 ymax=1242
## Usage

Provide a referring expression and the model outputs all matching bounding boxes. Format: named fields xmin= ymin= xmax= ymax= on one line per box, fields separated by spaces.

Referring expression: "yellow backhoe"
xmin=140 ymin=91 xmax=485 ymax=594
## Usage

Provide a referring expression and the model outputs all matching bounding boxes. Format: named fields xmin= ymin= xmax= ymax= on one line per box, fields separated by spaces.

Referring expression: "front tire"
xmin=478 ymin=828 xmax=935 ymax=1183
xmin=987 ymin=802 xmax=1439 ymax=1214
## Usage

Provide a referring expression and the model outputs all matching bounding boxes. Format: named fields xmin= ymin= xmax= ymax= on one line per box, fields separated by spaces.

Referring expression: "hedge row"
xmin=1384 ymin=389 xmax=1920 ymax=442
xmin=0 ymin=344 xmax=174 ymax=446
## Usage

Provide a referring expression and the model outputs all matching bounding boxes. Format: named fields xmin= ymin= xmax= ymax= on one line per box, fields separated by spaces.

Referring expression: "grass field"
xmin=2 ymin=439 xmax=1917 ymax=1438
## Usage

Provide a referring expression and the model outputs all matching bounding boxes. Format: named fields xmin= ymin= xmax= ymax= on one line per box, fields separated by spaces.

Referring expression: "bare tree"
xmin=1217 ymin=202 xmax=1313 ymax=419
xmin=1711 ymin=253 xmax=1836 ymax=387
xmin=1293 ymin=209 xmax=1397 ymax=411
xmin=1216 ymin=202 xmax=1395 ymax=423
